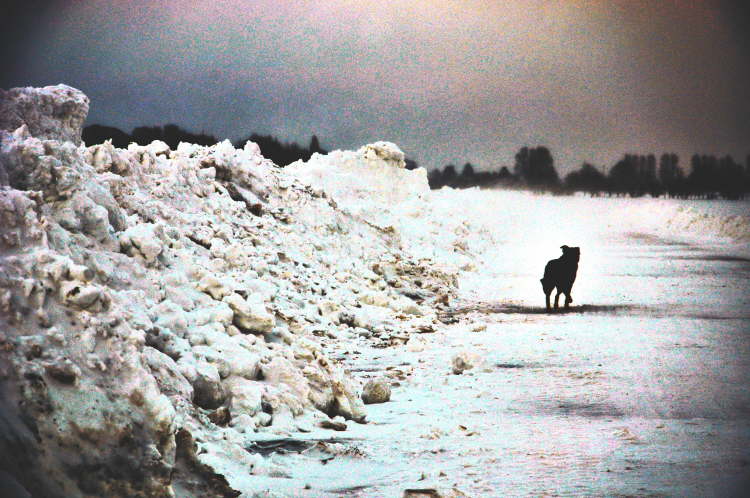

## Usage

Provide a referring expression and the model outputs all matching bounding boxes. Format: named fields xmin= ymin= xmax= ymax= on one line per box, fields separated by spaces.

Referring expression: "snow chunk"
xmin=119 ymin=223 xmax=164 ymax=264
xmin=223 ymin=292 xmax=275 ymax=333
xmin=225 ymin=376 xmax=263 ymax=417
xmin=361 ymin=378 xmax=391 ymax=404
xmin=0 ymin=85 xmax=89 ymax=144
xmin=451 ymin=351 xmax=484 ymax=375
xmin=358 ymin=141 xmax=406 ymax=167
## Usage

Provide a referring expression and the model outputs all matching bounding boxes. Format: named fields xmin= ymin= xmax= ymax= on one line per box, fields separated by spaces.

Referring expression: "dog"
xmin=540 ymin=245 xmax=580 ymax=311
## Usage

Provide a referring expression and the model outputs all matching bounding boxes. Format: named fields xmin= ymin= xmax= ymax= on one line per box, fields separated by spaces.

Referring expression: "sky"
xmin=1 ymin=0 xmax=748 ymax=174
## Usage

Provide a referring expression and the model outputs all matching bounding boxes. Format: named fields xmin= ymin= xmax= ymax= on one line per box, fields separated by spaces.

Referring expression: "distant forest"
xmin=83 ymin=126 xmax=749 ymax=200
xmin=429 ymin=146 xmax=750 ymax=200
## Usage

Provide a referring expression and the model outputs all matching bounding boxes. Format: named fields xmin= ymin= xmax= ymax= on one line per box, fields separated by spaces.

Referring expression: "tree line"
xmin=428 ymin=146 xmax=750 ymax=199
xmin=83 ymin=125 xmax=748 ymax=199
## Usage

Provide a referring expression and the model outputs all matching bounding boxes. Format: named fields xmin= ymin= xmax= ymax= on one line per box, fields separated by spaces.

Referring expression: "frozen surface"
xmin=265 ymin=191 xmax=750 ymax=496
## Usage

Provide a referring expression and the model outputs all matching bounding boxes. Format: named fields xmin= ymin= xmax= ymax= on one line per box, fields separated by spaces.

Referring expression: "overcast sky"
xmin=2 ymin=0 xmax=748 ymax=173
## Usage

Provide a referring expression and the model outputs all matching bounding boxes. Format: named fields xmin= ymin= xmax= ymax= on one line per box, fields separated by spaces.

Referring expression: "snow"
xmin=2 ymin=84 xmax=749 ymax=496
xmin=292 ymin=189 xmax=750 ymax=496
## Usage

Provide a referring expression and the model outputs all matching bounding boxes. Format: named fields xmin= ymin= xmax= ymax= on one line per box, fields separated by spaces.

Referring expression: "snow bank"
xmin=288 ymin=146 xmax=497 ymax=271
xmin=603 ymin=198 xmax=750 ymax=244
xmin=665 ymin=206 xmax=750 ymax=242
xmin=0 ymin=85 xmax=458 ymax=496
xmin=287 ymin=141 xmax=428 ymax=223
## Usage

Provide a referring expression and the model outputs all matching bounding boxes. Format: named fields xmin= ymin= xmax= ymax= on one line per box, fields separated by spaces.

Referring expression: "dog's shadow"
xmin=442 ymin=302 xmax=645 ymax=319
xmin=500 ymin=303 xmax=641 ymax=315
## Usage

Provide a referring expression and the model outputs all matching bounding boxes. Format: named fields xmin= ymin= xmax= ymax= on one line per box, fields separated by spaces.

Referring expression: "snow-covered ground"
xmin=263 ymin=192 xmax=750 ymax=496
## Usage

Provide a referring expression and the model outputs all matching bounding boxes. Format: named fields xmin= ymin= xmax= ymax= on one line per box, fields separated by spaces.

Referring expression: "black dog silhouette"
xmin=541 ymin=245 xmax=580 ymax=311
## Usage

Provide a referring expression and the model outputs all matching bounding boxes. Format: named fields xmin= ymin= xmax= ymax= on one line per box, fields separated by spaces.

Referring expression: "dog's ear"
xmin=560 ymin=245 xmax=569 ymax=252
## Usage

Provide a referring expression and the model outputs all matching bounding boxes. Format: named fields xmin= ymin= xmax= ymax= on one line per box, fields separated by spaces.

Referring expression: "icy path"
xmin=254 ymin=195 xmax=750 ymax=496
xmin=335 ymin=231 xmax=749 ymax=496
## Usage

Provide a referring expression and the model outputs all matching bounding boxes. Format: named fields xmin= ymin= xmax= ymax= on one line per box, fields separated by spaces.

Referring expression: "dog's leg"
xmin=564 ymin=293 xmax=572 ymax=308
xmin=541 ymin=278 xmax=552 ymax=311
xmin=554 ymin=291 xmax=561 ymax=309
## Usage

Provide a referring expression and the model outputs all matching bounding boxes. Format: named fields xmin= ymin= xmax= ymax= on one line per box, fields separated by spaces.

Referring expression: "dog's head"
xmin=560 ymin=245 xmax=580 ymax=262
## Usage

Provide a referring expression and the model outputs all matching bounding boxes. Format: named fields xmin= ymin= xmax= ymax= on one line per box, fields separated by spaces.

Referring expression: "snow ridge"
xmin=0 ymin=85 xmax=458 ymax=496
